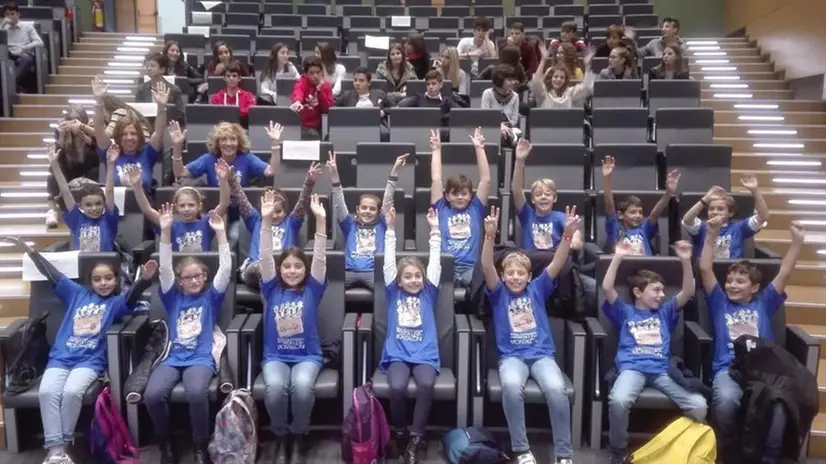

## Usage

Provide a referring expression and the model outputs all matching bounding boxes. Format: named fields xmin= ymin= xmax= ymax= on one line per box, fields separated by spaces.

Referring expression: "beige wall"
xmin=725 ymin=0 xmax=826 ymax=80
xmin=115 ymin=0 xmax=157 ymax=33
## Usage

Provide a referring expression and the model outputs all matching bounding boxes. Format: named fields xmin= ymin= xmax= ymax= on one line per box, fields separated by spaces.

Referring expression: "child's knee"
xmin=686 ymin=394 xmax=708 ymax=422
xmin=608 ymin=385 xmax=635 ymax=411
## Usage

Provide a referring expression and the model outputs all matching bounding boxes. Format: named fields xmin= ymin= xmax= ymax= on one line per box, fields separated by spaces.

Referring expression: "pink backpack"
xmin=88 ymin=385 xmax=143 ymax=464
xmin=341 ymin=383 xmax=390 ymax=463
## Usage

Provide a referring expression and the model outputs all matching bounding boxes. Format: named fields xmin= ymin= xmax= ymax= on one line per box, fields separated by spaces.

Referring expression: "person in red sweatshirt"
xmin=499 ymin=22 xmax=541 ymax=75
xmin=549 ymin=21 xmax=588 ymax=57
xmin=290 ymin=56 xmax=333 ymax=140
xmin=210 ymin=60 xmax=256 ymax=126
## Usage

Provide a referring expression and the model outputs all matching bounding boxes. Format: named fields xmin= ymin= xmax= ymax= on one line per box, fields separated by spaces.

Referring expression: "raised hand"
xmin=790 ymin=221 xmax=805 ymax=243
xmin=469 ymin=126 xmax=485 ymax=148
xmin=483 ymin=206 xmax=499 ymax=237
xmin=106 ymin=144 xmax=120 ymax=165
xmin=563 ymin=205 xmax=580 ymax=236
xmin=168 ymin=121 xmax=187 ymax=145
xmin=391 ymin=153 xmax=409 ymax=176
xmin=91 ymin=75 xmax=108 ymax=99
xmin=674 ymin=240 xmax=693 ymax=261
xmin=740 ymin=173 xmax=759 ymax=191
xmin=583 ymin=50 xmax=595 ymax=69
xmin=325 ymin=151 xmax=338 ymax=174
xmin=141 ymin=260 xmax=159 ymax=280
xmin=215 ymin=159 xmax=230 ymax=180
xmin=261 ymin=189 xmax=277 ymax=217
xmin=305 ymin=161 xmax=322 ymax=182
xmin=44 ymin=143 xmax=60 ymax=164
xmin=383 ymin=202 xmax=396 ymax=229
xmin=429 ymin=129 xmax=441 ymax=152
xmin=538 ymin=40 xmax=549 ymax=60
xmin=57 ymin=119 xmax=72 ymax=134
xmin=265 ymin=121 xmax=283 ymax=144
xmin=601 ymin=155 xmax=615 ymax=178
xmin=159 ymin=203 xmax=174 ymax=231
xmin=426 ymin=207 xmax=439 ymax=230
xmin=208 ymin=210 xmax=225 ymax=232
xmin=152 ymin=81 xmax=170 ymax=106
xmin=0 ymin=236 xmax=34 ymax=253
xmin=123 ymin=164 xmax=143 ymax=187
xmin=309 ymin=194 xmax=326 ymax=218
xmin=515 ymin=138 xmax=532 ymax=161
xmin=665 ymin=169 xmax=681 ymax=196
xmin=614 ymin=241 xmax=633 ymax=257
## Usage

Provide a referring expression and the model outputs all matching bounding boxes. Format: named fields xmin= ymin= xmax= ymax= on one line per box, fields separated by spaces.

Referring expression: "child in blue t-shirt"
xmin=143 ymin=205 xmax=231 ymax=462
xmin=381 ymin=203 xmax=442 ymax=462
xmin=601 ymin=155 xmax=679 ymax=255
xmin=430 ymin=127 xmax=491 ymax=286
xmin=232 ymin=162 xmax=320 ymax=288
xmin=258 ymin=190 xmax=328 ymax=462
xmin=124 ymin=162 xmax=229 ymax=252
xmin=681 ymin=175 xmax=770 ymax=259
xmin=329 ymin=151 xmax=407 ymax=291
xmin=700 ymin=218 xmax=803 ymax=463
xmin=604 ymin=240 xmax=706 ymax=463
xmin=46 ymin=143 xmax=119 ymax=252
xmin=91 ymin=75 xmax=167 ymax=192
xmin=0 ymin=237 xmax=154 ymax=462
xmin=481 ymin=204 xmax=580 ymax=464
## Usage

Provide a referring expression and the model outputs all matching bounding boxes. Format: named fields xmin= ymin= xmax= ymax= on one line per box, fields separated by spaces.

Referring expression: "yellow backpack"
xmin=629 ymin=417 xmax=717 ymax=464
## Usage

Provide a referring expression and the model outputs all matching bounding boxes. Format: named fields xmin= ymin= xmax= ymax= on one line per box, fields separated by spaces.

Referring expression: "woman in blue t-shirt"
xmin=123 ymin=161 xmax=229 ymax=252
xmin=1 ymin=237 xmax=155 ymax=463
xmin=381 ymin=204 xmax=441 ymax=463
xmin=91 ymin=75 xmax=168 ymax=192
xmin=258 ymin=190 xmax=328 ymax=463
xmin=143 ymin=205 xmax=232 ymax=463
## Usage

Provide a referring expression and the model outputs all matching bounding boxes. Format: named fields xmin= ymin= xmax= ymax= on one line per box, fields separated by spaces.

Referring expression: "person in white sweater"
xmin=259 ymin=43 xmax=299 ymax=104
xmin=528 ymin=41 xmax=595 ymax=109
xmin=315 ymin=42 xmax=346 ymax=97
xmin=480 ymin=64 xmax=521 ymax=146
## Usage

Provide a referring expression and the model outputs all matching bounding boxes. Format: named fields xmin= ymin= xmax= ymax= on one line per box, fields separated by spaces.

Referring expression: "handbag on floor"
xmin=629 ymin=416 xmax=716 ymax=463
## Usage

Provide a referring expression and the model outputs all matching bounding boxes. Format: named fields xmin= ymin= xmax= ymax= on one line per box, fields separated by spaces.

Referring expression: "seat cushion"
xmin=236 ymin=284 xmax=264 ymax=308
xmin=635 ymin=387 xmax=681 ymax=409
xmin=169 ymin=377 xmax=219 ymax=402
xmin=371 ymin=367 xmax=456 ymax=401
xmin=2 ymin=377 xmax=103 ymax=409
xmin=454 ymin=288 xmax=468 ymax=302
xmin=251 ymin=368 xmax=339 ymax=400
xmin=486 ymin=368 xmax=575 ymax=403
xmin=345 ymin=287 xmax=373 ymax=303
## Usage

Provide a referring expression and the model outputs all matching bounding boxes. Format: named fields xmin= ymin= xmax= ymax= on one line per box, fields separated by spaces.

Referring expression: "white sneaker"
xmin=47 ymin=454 xmax=74 ymax=464
xmin=556 ymin=458 xmax=574 ymax=464
xmin=516 ymin=451 xmax=537 ymax=464
xmin=45 ymin=209 xmax=58 ymax=228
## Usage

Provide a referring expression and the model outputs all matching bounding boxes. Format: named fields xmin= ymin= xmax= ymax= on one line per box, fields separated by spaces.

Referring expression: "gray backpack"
xmin=208 ymin=389 xmax=258 ymax=464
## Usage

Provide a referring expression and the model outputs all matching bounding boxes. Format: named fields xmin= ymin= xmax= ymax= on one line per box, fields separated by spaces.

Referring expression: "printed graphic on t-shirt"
xmin=725 ymin=309 xmax=759 ymax=347
xmin=617 ymin=233 xmax=646 ymax=256
xmin=714 ymin=235 xmax=732 ymax=259
xmin=532 ymin=222 xmax=554 ymax=250
xmin=396 ymin=296 xmax=424 ymax=343
xmin=176 ymin=230 xmax=204 ymax=252
xmin=115 ymin=163 xmax=140 ymax=185
xmin=447 ymin=213 xmax=472 ymax=253
xmin=271 ymin=225 xmax=286 ymax=252
xmin=508 ymin=297 xmax=538 ymax=345
xmin=78 ymin=224 xmax=102 ymax=252
xmin=354 ymin=227 xmax=377 ymax=257
xmin=305 ymin=92 xmax=319 ymax=109
xmin=628 ymin=317 xmax=664 ymax=357
xmin=274 ymin=301 xmax=305 ymax=338
xmin=67 ymin=302 xmax=106 ymax=349
xmin=175 ymin=307 xmax=203 ymax=350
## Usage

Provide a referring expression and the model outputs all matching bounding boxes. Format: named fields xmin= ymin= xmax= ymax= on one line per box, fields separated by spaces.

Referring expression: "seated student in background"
xmin=602 ymin=155 xmax=679 ymax=255
xmin=604 ymin=240 xmax=707 ymax=464
xmin=648 ymin=45 xmax=690 ymax=80
xmin=136 ymin=52 xmax=185 ymax=123
xmin=529 ymin=43 xmax=594 ymax=109
xmin=553 ymin=42 xmax=584 ymax=81
xmin=163 ymin=40 xmax=204 ymax=102
xmin=1 ymin=1 xmax=42 ymax=92
xmin=430 ymin=128 xmax=491 ymax=287
xmin=291 ymin=56 xmax=334 ymax=140
xmin=315 ymin=41 xmax=346 ymax=97
xmin=397 ymin=70 xmax=465 ymax=133
xmin=499 ymin=22 xmax=540 ymax=75
xmin=405 ymin=34 xmax=431 ymax=80
xmin=376 ymin=42 xmax=418 ymax=102
xmin=699 ymin=220 xmax=804 ymax=464
xmin=481 ymin=206 xmax=580 ymax=464
xmin=97 ymin=93 xmax=152 ymax=142
xmin=206 ymin=41 xmax=248 ymax=78
xmin=633 ymin=16 xmax=689 ymax=59
xmin=480 ymin=65 xmax=521 ymax=147
xmin=681 ymin=174 xmax=769 ymax=259
xmin=381 ymin=203 xmax=442 ymax=464
xmin=329 ymin=151 xmax=405 ymax=291
xmin=2 ymin=236 xmax=155 ymax=464
xmin=334 ymin=67 xmax=390 ymax=140
xmin=457 ymin=16 xmax=498 ymax=77
xmin=258 ymin=190 xmax=328 ymax=464
xmin=144 ymin=206 xmax=231 ymax=464
xmin=477 ymin=45 xmax=527 ymax=89
xmin=259 ymin=42 xmax=300 ymax=105
xmin=594 ymin=25 xmax=637 ymax=60
xmin=210 ymin=60 xmax=256 ymax=125
xmin=435 ymin=47 xmax=471 ymax=106
xmin=598 ymin=46 xmax=639 ymax=80
xmin=549 ymin=21 xmax=587 ymax=56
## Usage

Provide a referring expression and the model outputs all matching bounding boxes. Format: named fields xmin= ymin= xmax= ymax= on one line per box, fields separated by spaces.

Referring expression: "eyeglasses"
xmin=179 ymin=273 xmax=205 ymax=282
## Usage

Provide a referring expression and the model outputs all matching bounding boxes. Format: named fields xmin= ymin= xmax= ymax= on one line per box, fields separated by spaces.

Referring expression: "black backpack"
xmin=3 ymin=311 xmax=51 ymax=395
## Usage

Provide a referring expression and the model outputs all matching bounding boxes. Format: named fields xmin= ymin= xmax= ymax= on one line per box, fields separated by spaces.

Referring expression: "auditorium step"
xmin=715 ymin=124 xmax=826 ymax=139
xmin=0 ymin=117 xmax=56 ymax=133
xmin=731 ymin=152 xmax=826 ymax=171
xmin=715 ymin=111 xmax=826 ymax=125
xmin=704 ymin=99 xmax=826 ymax=112
xmin=46 ymin=84 xmax=135 ymax=97
xmin=715 ymin=136 xmax=826 ymax=152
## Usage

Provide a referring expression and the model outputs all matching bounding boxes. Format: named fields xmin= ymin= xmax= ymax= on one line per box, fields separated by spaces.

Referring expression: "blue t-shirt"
xmin=48 ymin=277 xmax=131 ymax=375
xmin=186 ymin=153 xmax=268 ymax=187
xmin=244 ymin=210 xmax=304 ymax=261
xmin=98 ymin=144 xmax=159 ymax=190
xmin=341 ymin=216 xmax=386 ymax=272
xmin=487 ymin=271 xmax=559 ymax=360
xmin=161 ymin=284 xmax=226 ymax=369
xmin=603 ymin=296 xmax=679 ymax=374
xmin=689 ymin=219 xmax=757 ymax=259
xmin=605 ymin=213 xmax=658 ymax=255
xmin=63 ymin=204 xmax=119 ymax=252
xmin=706 ymin=283 xmax=785 ymax=375
xmin=169 ymin=216 xmax=214 ymax=252
xmin=261 ymin=275 xmax=327 ymax=365
xmin=434 ymin=196 xmax=485 ymax=270
xmin=518 ymin=205 xmax=566 ymax=251
xmin=379 ymin=281 xmax=440 ymax=373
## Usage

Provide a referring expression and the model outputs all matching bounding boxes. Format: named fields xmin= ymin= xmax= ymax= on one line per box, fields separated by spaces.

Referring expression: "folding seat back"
xmin=677 ymin=191 xmax=759 ymax=257
xmin=587 ymin=14 xmax=622 ymax=29
xmin=448 ymin=109 xmax=502 ymax=145
xmin=555 ymin=5 xmax=585 ymax=17
xmin=211 ymin=34 xmax=253 ymax=56
xmin=541 ymin=15 xmax=573 ymax=29
xmin=590 ymin=57 xmax=609 ymax=74
xmin=227 ymin=2 xmax=260 ymax=14
xmin=270 ymin=141 xmax=347 ymax=192
xmin=298 ymin=4 xmax=328 ymax=15
xmin=225 ymin=13 xmax=260 ymax=29
xmin=440 ymin=6 xmax=471 ymax=16
xmin=428 ymin=16 xmax=460 ymax=31
xmin=595 ymin=190 xmax=673 ymax=255
xmin=114 ymin=189 xmax=153 ymax=254
xmin=305 ymin=15 xmax=342 ymax=34
xmin=355 ymin=143 xmax=417 ymax=194
xmin=592 ymin=144 xmax=659 ymax=191
xmin=624 ymin=14 xmax=659 ymax=28
xmin=207 ymin=76 xmax=258 ymax=95
xmin=528 ymin=108 xmax=586 ymax=144
xmin=414 ymin=142 xmax=499 ymax=190
xmin=334 ymin=188 xmax=407 ymax=251
xmin=655 ymin=108 xmax=714 ymax=151
xmin=413 ymin=189 xmax=501 ymax=252
xmin=648 ymin=75 xmax=701 ymax=114
xmin=262 ymin=4 xmax=294 ymax=17
xmin=518 ymin=143 xmax=589 ymax=191
xmin=268 ymin=14 xmax=303 ymax=31
xmin=342 ymin=8 xmax=374 ymax=18
xmin=328 ymin=107 xmax=382 ymax=153
xmin=389 ymin=108 xmax=443 ymax=153
xmin=623 ymin=4 xmax=654 ymax=15
xmin=666 ymin=145 xmax=732 ymax=192
xmin=593 ymin=80 xmax=643 ymax=109
xmin=592 ymin=108 xmax=649 ymax=144
xmin=589 ymin=4 xmax=620 ymax=14
xmin=470 ymin=81 xmax=490 ymax=108
xmin=248 ymin=107 xmax=303 ymax=151
xmin=272 ymin=79 xmax=298 ymax=107
xmin=185 ymin=105 xmax=241 ymax=142
xmin=163 ymin=33 xmax=206 ymax=61
xmin=511 ymin=189 xmax=591 ymax=248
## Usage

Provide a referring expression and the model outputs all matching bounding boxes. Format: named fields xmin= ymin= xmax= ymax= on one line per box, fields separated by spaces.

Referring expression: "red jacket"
xmin=291 ymin=76 xmax=333 ymax=130
xmin=210 ymin=88 xmax=256 ymax=118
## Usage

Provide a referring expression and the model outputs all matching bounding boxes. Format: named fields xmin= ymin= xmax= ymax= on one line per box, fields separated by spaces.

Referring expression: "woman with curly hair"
xmin=553 ymin=42 xmax=583 ymax=81
xmin=529 ymin=42 xmax=594 ymax=108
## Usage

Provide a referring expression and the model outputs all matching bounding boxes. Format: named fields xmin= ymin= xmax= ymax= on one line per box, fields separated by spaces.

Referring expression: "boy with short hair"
xmin=634 ymin=16 xmax=689 ymax=58
xmin=209 ymin=60 xmax=256 ymax=123
xmin=430 ymin=127 xmax=491 ymax=286
xmin=602 ymin=155 xmax=680 ymax=255
xmin=398 ymin=70 xmax=465 ymax=130
xmin=291 ymin=56 xmax=334 ymax=140
xmin=136 ymin=51 xmax=185 ymax=123
xmin=457 ymin=16 xmax=497 ymax=76
xmin=681 ymin=174 xmax=769 ymax=259
xmin=700 ymin=218 xmax=804 ymax=463
xmin=500 ymin=22 xmax=540 ymax=75
xmin=481 ymin=205 xmax=580 ymax=464
xmin=604 ymin=239 xmax=707 ymax=464
xmin=549 ymin=21 xmax=587 ymax=56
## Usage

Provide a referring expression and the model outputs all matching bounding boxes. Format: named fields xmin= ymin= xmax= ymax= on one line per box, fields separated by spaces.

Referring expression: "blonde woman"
xmin=435 ymin=47 xmax=470 ymax=105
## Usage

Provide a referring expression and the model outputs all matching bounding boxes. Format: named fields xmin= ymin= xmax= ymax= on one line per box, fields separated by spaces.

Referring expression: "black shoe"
xmin=193 ymin=441 xmax=211 ymax=464
xmin=273 ymin=435 xmax=289 ymax=464
xmin=401 ymin=434 xmax=423 ymax=464
xmin=158 ymin=439 xmax=177 ymax=464
xmin=389 ymin=429 xmax=408 ymax=459
xmin=289 ymin=434 xmax=306 ymax=464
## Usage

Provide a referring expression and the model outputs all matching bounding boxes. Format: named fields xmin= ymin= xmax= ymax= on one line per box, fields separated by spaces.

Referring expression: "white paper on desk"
xmin=191 ymin=13 xmax=214 ymax=27
xmin=113 ymin=187 xmax=126 ymax=216
xmin=188 ymin=26 xmax=211 ymax=37
xmin=391 ymin=16 xmax=411 ymax=28
xmin=200 ymin=1 xmax=222 ymax=11
xmin=128 ymin=102 xmax=157 ymax=117
xmin=282 ymin=141 xmax=320 ymax=161
xmin=143 ymin=75 xmax=177 ymax=85
xmin=365 ymin=35 xmax=390 ymax=51
xmin=22 ymin=251 xmax=80 ymax=282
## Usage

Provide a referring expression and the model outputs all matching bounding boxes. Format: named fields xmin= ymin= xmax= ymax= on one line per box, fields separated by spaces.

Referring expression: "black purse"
xmin=4 ymin=310 xmax=51 ymax=395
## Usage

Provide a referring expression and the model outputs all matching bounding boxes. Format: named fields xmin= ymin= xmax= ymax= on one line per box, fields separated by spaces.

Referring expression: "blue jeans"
xmin=262 ymin=360 xmax=321 ymax=436
xmin=38 ymin=367 xmax=99 ymax=449
xmin=454 ymin=267 xmax=473 ymax=287
xmin=499 ymin=356 xmax=572 ymax=457
xmin=608 ymin=369 xmax=707 ymax=452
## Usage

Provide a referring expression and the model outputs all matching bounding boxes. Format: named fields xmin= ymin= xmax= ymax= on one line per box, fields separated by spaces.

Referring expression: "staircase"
xmin=0 ymin=32 xmax=162 ymax=327
xmin=690 ymin=36 xmax=826 ymax=458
